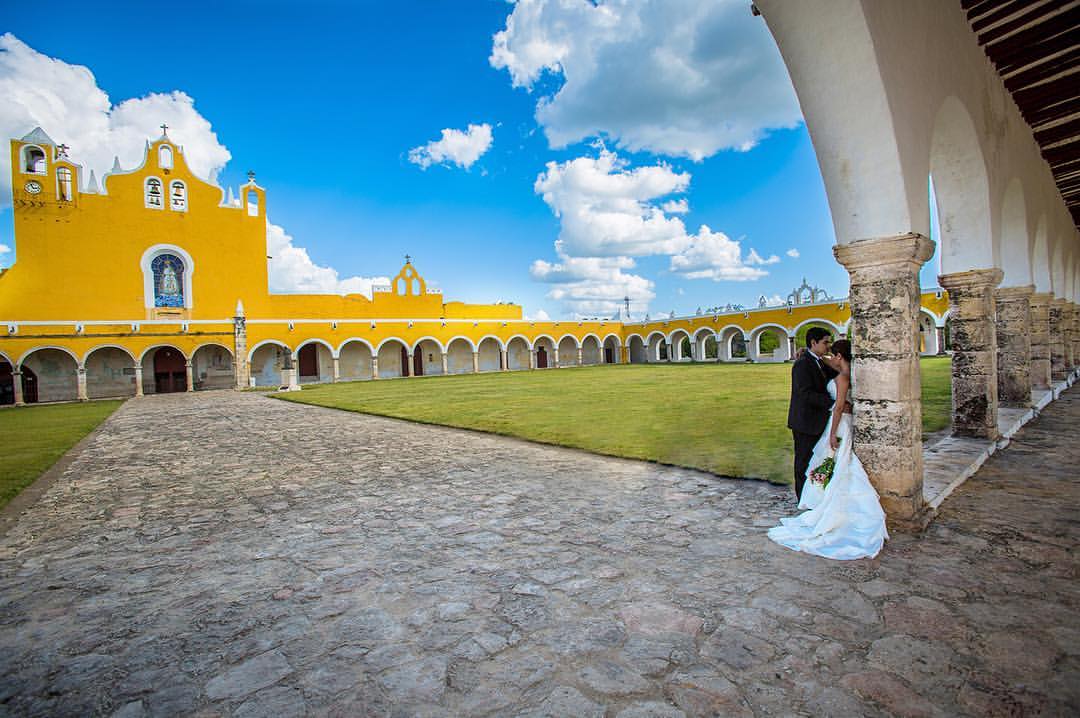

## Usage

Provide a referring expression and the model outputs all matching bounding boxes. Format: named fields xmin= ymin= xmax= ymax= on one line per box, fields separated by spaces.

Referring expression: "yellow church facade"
xmin=0 ymin=128 xmax=951 ymax=405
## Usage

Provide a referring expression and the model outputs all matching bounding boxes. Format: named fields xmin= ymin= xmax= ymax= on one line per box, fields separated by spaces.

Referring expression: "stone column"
xmin=12 ymin=370 xmax=24 ymax=406
xmin=834 ymin=233 xmax=934 ymax=528
xmin=472 ymin=351 xmax=480 ymax=373
xmin=134 ymin=366 xmax=144 ymax=397
xmin=371 ymin=356 xmax=379 ymax=379
xmin=1049 ymin=299 xmax=1067 ymax=380
xmin=405 ymin=352 xmax=413 ymax=378
xmin=441 ymin=353 xmax=449 ymax=375
xmin=1071 ymin=304 xmax=1080 ymax=371
xmin=1029 ymin=293 xmax=1053 ymax=389
xmin=787 ymin=336 xmax=796 ymax=361
xmin=938 ymin=269 xmax=1003 ymax=439
xmin=233 ymin=311 xmax=249 ymax=390
xmin=285 ymin=352 xmax=300 ymax=391
xmin=554 ymin=349 xmax=561 ymax=368
xmin=577 ymin=347 xmax=583 ymax=366
xmin=332 ymin=357 xmax=341 ymax=383
xmin=530 ymin=349 xmax=537 ymax=370
xmin=501 ymin=349 xmax=509 ymax=371
xmin=77 ymin=366 xmax=89 ymax=401
xmin=994 ymin=285 xmax=1034 ymax=407
xmin=666 ymin=342 xmax=673 ymax=362
xmin=935 ymin=326 xmax=947 ymax=355
xmin=184 ymin=361 xmax=195 ymax=392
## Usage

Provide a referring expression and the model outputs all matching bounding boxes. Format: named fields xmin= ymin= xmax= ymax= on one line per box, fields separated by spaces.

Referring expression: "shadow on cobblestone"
xmin=0 ymin=388 xmax=1076 ymax=716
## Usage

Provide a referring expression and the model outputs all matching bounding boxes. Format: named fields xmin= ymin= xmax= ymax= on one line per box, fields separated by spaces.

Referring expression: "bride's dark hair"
xmin=831 ymin=339 xmax=852 ymax=362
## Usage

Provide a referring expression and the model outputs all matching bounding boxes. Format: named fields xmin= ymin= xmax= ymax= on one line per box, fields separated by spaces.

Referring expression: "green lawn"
xmin=279 ymin=357 xmax=952 ymax=484
xmin=0 ymin=400 xmax=124 ymax=509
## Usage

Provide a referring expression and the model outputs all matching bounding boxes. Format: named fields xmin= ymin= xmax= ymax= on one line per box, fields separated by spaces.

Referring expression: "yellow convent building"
xmin=0 ymin=128 xmax=950 ymax=405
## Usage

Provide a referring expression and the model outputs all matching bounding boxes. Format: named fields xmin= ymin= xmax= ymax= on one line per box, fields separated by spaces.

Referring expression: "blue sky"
xmin=1 ymin=1 xmax=941 ymax=319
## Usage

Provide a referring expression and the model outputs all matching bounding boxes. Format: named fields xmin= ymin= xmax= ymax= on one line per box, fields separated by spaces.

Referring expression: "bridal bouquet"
xmin=809 ymin=438 xmax=841 ymax=488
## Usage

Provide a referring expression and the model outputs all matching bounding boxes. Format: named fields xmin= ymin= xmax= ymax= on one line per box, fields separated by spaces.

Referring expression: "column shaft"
xmin=577 ymin=347 xmax=583 ymax=366
xmin=472 ymin=351 xmax=479 ymax=373
xmin=332 ymin=357 xmax=341 ymax=383
xmin=501 ymin=349 xmax=509 ymax=371
xmin=1029 ymin=293 xmax=1053 ymax=389
xmin=13 ymin=370 xmax=24 ymax=406
xmin=134 ymin=366 xmax=144 ymax=397
xmin=529 ymin=349 xmax=536 ymax=369
xmin=994 ymin=285 xmax=1034 ymax=406
xmin=77 ymin=367 xmax=89 ymax=401
xmin=233 ymin=315 xmax=249 ymax=390
xmin=939 ymin=269 xmax=1003 ymax=439
xmin=1049 ymin=299 xmax=1067 ymax=380
xmin=935 ymin=326 xmax=946 ymax=355
xmin=834 ymin=233 xmax=934 ymax=528
xmin=371 ymin=357 xmax=379 ymax=380
xmin=441 ymin=353 xmax=449 ymax=375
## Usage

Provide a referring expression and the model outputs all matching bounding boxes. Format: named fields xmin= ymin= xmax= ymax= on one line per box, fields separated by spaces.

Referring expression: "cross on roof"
xmin=56 ymin=143 xmax=70 ymax=157
xmin=160 ymin=123 xmax=169 ymax=135
xmin=405 ymin=254 xmax=412 ymax=264
xmin=247 ymin=170 xmax=256 ymax=182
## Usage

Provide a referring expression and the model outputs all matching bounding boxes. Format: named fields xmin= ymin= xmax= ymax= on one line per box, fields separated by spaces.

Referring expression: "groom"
xmin=787 ymin=327 xmax=837 ymax=502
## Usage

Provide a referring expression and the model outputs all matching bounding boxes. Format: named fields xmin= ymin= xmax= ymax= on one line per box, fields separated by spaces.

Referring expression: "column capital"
xmin=938 ymin=268 xmax=1004 ymax=293
xmin=993 ymin=284 xmax=1034 ymax=301
xmin=833 ymin=233 xmax=935 ymax=272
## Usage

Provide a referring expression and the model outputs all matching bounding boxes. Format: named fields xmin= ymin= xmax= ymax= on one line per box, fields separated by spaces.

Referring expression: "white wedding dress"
xmin=768 ymin=378 xmax=889 ymax=560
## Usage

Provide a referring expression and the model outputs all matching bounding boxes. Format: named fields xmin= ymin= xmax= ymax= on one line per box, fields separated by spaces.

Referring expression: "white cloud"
xmin=534 ymin=149 xmax=692 ymax=258
xmin=786 ymin=248 xmax=800 ymax=258
xmin=267 ymin=223 xmax=388 ymax=297
xmin=669 ymin=226 xmax=772 ymax=282
xmin=408 ymin=123 xmax=493 ymax=170
xmin=530 ymin=251 xmax=654 ymax=318
xmin=0 ymin=33 xmax=231 ymax=209
xmin=529 ymin=308 xmax=551 ymax=320
xmin=661 ymin=198 xmax=689 ymax=215
xmin=760 ymin=293 xmax=784 ymax=307
xmin=491 ymin=0 xmax=801 ymax=160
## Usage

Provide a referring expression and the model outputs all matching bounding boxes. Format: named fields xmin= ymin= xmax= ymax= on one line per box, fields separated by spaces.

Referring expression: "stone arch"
xmin=338 ymin=339 xmax=374 ymax=381
xmin=532 ymin=335 xmax=556 ymax=369
xmin=138 ymin=345 xmax=188 ymax=395
xmin=506 ymin=335 xmax=531 ymax=370
xmin=413 ymin=337 xmax=445 ymax=376
xmin=295 ymin=338 xmax=335 ymax=384
xmin=249 ymin=340 xmax=291 ymax=388
xmin=999 ymin=178 xmax=1032 ymax=287
xmin=446 ymin=337 xmax=475 ymax=374
xmin=918 ymin=309 xmax=940 ymax=356
xmin=18 ymin=347 xmax=79 ymax=403
xmin=477 ymin=336 xmax=502 ymax=372
xmin=793 ymin=319 xmax=841 ymax=355
xmin=691 ymin=327 xmax=716 ymax=362
xmin=602 ymin=334 xmax=621 ymax=364
xmin=1032 ymin=217 xmax=1051 ymax=293
xmin=0 ymin=351 xmax=13 ymax=406
xmin=645 ymin=331 xmax=667 ymax=361
xmin=716 ymin=325 xmax=747 ymax=361
xmin=668 ymin=329 xmax=692 ymax=361
xmin=581 ymin=334 xmax=602 ymax=365
xmin=557 ymin=335 xmax=580 ymax=367
xmin=376 ymin=338 xmax=409 ymax=379
xmin=627 ymin=334 xmax=647 ymax=364
xmin=930 ymin=96 xmax=995 ymax=274
xmin=191 ymin=343 xmax=234 ymax=391
xmin=749 ymin=324 xmax=791 ymax=362
xmin=84 ymin=345 xmax=137 ymax=399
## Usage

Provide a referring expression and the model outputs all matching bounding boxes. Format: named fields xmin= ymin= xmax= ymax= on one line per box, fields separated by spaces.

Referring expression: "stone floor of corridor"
xmin=1 ymin=389 xmax=1077 ymax=717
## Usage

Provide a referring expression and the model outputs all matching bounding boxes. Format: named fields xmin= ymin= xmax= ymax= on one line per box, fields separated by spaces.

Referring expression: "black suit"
xmin=787 ymin=352 xmax=837 ymax=501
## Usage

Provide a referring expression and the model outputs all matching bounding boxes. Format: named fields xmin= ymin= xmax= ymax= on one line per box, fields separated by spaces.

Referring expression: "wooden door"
xmin=400 ymin=346 xmax=410 ymax=377
xmin=537 ymin=347 xmax=548 ymax=369
xmin=0 ymin=362 xmax=12 ymax=405
xmin=604 ymin=347 xmax=613 ymax=364
xmin=298 ymin=344 xmax=318 ymax=378
xmin=21 ymin=366 xmax=38 ymax=403
xmin=154 ymin=348 xmax=186 ymax=393
xmin=413 ymin=351 xmax=424 ymax=377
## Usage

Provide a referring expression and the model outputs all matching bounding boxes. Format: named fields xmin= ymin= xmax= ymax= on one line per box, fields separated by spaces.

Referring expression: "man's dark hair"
xmin=805 ymin=327 xmax=831 ymax=347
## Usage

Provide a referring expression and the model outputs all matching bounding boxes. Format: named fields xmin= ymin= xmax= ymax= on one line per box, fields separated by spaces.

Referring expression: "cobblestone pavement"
xmin=1 ymin=389 xmax=1077 ymax=717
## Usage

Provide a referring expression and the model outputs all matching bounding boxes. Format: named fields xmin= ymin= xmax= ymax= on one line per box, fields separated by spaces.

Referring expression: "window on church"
xmin=159 ymin=145 xmax=173 ymax=169
xmin=246 ymin=190 xmax=259 ymax=217
xmin=56 ymin=167 xmax=73 ymax=202
xmin=151 ymin=254 xmax=185 ymax=307
xmin=146 ymin=178 xmax=163 ymax=209
xmin=23 ymin=146 xmax=46 ymax=174
xmin=170 ymin=181 xmax=187 ymax=211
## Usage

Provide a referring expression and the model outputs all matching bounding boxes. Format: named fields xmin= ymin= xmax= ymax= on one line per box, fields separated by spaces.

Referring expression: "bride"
xmin=768 ymin=339 xmax=889 ymax=560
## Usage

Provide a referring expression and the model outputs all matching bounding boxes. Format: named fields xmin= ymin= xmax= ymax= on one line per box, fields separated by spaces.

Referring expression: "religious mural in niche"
xmin=152 ymin=254 xmax=185 ymax=307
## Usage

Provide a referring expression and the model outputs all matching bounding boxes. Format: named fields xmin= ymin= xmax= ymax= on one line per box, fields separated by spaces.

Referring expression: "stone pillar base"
xmin=939 ymin=269 xmax=1003 ymax=439
xmin=1029 ymin=293 xmax=1052 ymax=389
xmin=834 ymin=233 xmax=935 ymax=530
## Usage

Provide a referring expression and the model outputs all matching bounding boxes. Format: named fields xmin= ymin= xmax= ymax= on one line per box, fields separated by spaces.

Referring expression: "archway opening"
xmin=250 ymin=343 xmax=290 ymax=387
xmin=147 ymin=347 xmax=186 ymax=393
xmin=581 ymin=336 xmax=601 ymax=365
xmin=21 ymin=349 xmax=78 ymax=403
xmin=446 ymin=338 xmax=474 ymax=374
xmin=507 ymin=337 xmax=531 ymax=370
xmin=477 ymin=338 xmax=502 ymax=372
xmin=192 ymin=344 xmax=235 ymax=390
xmin=557 ymin=336 xmax=579 ymax=367
xmin=339 ymin=341 xmax=373 ymax=381
xmin=85 ymin=347 xmax=137 ymax=399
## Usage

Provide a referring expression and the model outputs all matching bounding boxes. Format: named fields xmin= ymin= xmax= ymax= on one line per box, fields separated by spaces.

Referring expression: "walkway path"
xmin=1 ymin=389 xmax=1077 ymax=716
